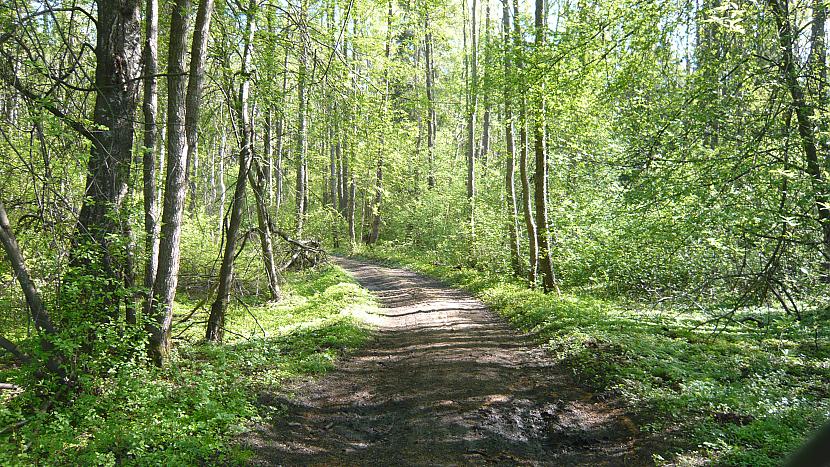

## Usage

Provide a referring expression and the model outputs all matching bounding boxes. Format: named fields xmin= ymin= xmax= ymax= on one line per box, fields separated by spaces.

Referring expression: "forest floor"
xmin=241 ymin=257 xmax=659 ymax=465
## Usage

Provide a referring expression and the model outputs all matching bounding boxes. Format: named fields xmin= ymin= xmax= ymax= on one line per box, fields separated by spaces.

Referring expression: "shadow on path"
xmin=241 ymin=257 xmax=650 ymax=466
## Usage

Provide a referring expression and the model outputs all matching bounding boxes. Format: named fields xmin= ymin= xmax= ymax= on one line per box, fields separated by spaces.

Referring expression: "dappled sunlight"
xmin=241 ymin=258 xmax=649 ymax=465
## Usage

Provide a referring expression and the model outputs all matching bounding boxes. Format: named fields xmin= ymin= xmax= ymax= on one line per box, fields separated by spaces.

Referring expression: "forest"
xmin=0 ymin=0 xmax=829 ymax=463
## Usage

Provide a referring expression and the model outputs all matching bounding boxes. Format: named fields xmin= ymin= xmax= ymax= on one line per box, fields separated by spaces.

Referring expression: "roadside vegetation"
xmin=0 ymin=255 xmax=374 ymax=465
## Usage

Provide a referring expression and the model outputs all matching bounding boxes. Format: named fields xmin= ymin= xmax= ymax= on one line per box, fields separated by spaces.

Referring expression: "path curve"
xmin=242 ymin=257 xmax=647 ymax=465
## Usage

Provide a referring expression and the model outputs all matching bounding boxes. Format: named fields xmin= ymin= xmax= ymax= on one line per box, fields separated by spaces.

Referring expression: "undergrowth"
xmin=355 ymin=243 xmax=830 ymax=466
xmin=0 ymin=263 xmax=374 ymax=465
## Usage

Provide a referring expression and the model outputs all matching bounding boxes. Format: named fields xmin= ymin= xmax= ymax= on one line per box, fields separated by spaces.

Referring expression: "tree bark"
xmin=513 ymin=0 xmax=538 ymax=285
xmin=424 ymin=12 xmax=437 ymax=189
xmin=276 ymin=48 xmax=289 ymax=215
xmin=0 ymin=201 xmax=64 ymax=375
xmin=771 ymin=0 xmax=830 ymax=263
xmin=75 ymin=0 xmax=142 ymax=313
xmin=141 ymin=0 xmax=160 ymax=321
xmin=0 ymin=201 xmax=55 ymax=335
xmin=296 ymin=1 xmax=309 ymax=237
xmin=185 ymin=0 xmax=215 ymax=188
xmin=533 ymin=0 xmax=558 ymax=293
xmin=249 ymin=160 xmax=281 ymax=301
xmin=206 ymin=0 xmax=257 ymax=343
xmin=368 ymin=1 xmax=393 ymax=245
xmin=148 ymin=0 xmax=191 ymax=364
xmin=480 ymin=2 xmax=492 ymax=165
xmin=466 ymin=0 xmax=478 ymax=244
xmin=503 ymin=0 xmax=522 ymax=277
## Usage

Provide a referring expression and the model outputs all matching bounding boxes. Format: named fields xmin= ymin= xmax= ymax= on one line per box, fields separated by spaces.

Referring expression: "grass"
xmin=355 ymin=243 xmax=830 ymax=466
xmin=0 ymin=263 xmax=376 ymax=466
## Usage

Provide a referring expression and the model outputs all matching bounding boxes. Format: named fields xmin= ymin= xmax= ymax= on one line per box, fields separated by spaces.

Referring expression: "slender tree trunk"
xmin=810 ymin=0 xmax=828 ymax=165
xmin=296 ymin=3 xmax=309 ymax=237
xmin=185 ymin=0 xmax=216 ymax=204
xmin=466 ymin=0 xmax=478 ymax=245
xmin=0 ymin=201 xmax=63 ymax=376
xmin=513 ymin=0 xmax=538 ymax=285
xmin=480 ymin=2 xmax=492 ymax=165
xmin=274 ymin=49 xmax=289 ymax=215
xmin=533 ymin=0 xmax=558 ymax=293
xmin=348 ymin=176 xmax=357 ymax=245
xmin=503 ymin=0 xmax=522 ymax=277
xmin=250 ymin=159 xmax=281 ymax=301
xmin=265 ymin=107 xmax=274 ymax=206
xmin=141 ymin=0 xmax=160 ymax=323
xmin=771 ymin=0 xmax=830 ymax=263
xmin=329 ymin=110 xmax=340 ymax=247
xmin=206 ymin=0 xmax=256 ymax=343
xmin=425 ymin=12 xmax=437 ymax=189
xmin=369 ymin=1 xmax=393 ymax=245
xmin=148 ymin=0 xmax=191 ymax=364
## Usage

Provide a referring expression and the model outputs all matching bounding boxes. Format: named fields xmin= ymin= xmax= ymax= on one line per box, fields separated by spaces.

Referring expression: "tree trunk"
xmin=513 ymin=0 xmax=538 ymax=285
xmin=480 ymin=2 xmax=492 ymax=165
xmin=75 ymin=0 xmax=142 ymax=313
xmin=810 ymin=0 xmax=828 ymax=165
xmin=533 ymin=0 xmax=558 ymax=293
xmin=296 ymin=8 xmax=309 ymax=237
xmin=148 ymin=0 xmax=191 ymax=364
xmin=503 ymin=0 xmax=522 ymax=278
xmin=368 ymin=1 xmax=393 ymax=245
xmin=466 ymin=0 xmax=478 ymax=245
xmin=0 ymin=201 xmax=64 ymax=376
xmin=250 ymin=160 xmax=281 ymax=301
xmin=141 ymin=0 xmax=160 ymax=323
xmin=425 ymin=12 xmax=437 ymax=189
xmin=276 ymin=48 xmax=289 ymax=215
xmin=206 ymin=0 xmax=256 ymax=343
xmin=348 ymin=176 xmax=357 ymax=245
xmin=771 ymin=0 xmax=830 ymax=263
xmin=265 ymin=107 xmax=273 ymax=207
xmin=185 ymin=0 xmax=216 ymax=210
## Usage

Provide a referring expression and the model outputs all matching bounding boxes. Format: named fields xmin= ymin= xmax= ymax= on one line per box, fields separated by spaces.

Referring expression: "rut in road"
xmin=242 ymin=257 xmax=649 ymax=465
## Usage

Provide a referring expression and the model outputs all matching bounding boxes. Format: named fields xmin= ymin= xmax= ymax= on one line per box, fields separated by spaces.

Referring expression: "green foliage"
xmin=360 ymin=246 xmax=830 ymax=465
xmin=0 ymin=264 xmax=373 ymax=465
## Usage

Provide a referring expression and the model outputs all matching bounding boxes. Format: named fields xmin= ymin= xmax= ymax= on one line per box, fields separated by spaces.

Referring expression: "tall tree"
xmin=770 ymin=0 xmax=830 ymax=266
xmin=466 ymin=0 xmax=479 ymax=243
xmin=513 ymin=0 xmax=538 ymax=285
xmin=368 ymin=0 xmax=393 ymax=245
xmin=141 ymin=0 xmax=160 ymax=323
xmin=533 ymin=0 xmax=558 ymax=293
xmin=296 ymin=0 xmax=309 ymax=236
xmin=206 ymin=0 xmax=257 ymax=343
xmin=503 ymin=0 xmax=522 ymax=277
xmin=74 ymin=0 xmax=142 ymax=313
xmin=185 ymin=0 xmax=216 ymax=206
xmin=424 ymin=10 xmax=437 ymax=189
xmin=148 ymin=0 xmax=191 ymax=364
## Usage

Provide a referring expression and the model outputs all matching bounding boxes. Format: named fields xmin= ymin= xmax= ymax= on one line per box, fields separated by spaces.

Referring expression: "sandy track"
xmin=241 ymin=257 xmax=648 ymax=466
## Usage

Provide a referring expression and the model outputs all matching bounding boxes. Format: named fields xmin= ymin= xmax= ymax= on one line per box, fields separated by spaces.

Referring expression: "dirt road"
xmin=242 ymin=257 xmax=648 ymax=465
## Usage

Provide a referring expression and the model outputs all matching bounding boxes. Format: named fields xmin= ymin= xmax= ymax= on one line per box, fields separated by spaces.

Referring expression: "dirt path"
xmin=242 ymin=257 xmax=649 ymax=465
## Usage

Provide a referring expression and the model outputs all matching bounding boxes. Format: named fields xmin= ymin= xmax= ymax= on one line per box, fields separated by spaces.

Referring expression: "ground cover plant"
xmin=0 ymin=263 xmax=375 ymax=465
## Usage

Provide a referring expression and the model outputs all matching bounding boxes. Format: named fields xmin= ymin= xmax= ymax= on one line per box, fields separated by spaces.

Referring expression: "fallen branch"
xmin=0 ymin=383 xmax=20 ymax=390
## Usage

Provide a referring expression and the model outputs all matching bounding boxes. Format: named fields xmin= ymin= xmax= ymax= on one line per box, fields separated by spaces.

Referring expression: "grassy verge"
xmin=355 ymin=244 xmax=830 ymax=466
xmin=0 ymin=263 xmax=375 ymax=465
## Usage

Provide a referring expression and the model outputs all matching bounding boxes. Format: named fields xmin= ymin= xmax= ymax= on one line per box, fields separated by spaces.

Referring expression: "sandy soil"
xmin=241 ymin=257 xmax=652 ymax=466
